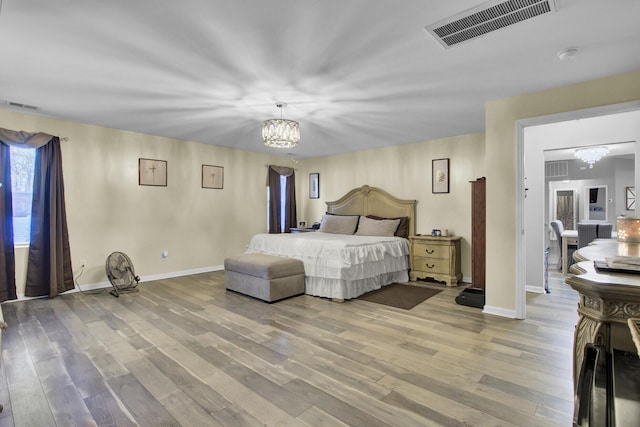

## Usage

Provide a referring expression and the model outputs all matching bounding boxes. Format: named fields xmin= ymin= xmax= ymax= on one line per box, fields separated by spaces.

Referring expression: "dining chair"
xmin=550 ymin=220 xmax=576 ymax=269
xmin=577 ymin=223 xmax=598 ymax=249
xmin=597 ymin=223 xmax=613 ymax=239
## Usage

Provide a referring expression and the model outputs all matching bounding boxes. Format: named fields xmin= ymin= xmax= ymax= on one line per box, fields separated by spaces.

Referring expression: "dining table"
xmin=561 ymin=229 xmax=617 ymax=275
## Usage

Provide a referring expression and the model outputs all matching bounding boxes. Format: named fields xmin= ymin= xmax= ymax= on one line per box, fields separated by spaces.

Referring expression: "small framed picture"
xmin=626 ymin=186 xmax=635 ymax=210
xmin=309 ymin=173 xmax=319 ymax=199
xmin=432 ymin=158 xmax=449 ymax=194
xmin=202 ymin=164 xmax=224 ymax=189
xmin=139 ymin=158 xmax=167 ymax=186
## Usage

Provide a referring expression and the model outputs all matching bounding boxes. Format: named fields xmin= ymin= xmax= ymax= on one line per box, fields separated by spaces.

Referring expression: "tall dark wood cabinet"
xmin=455 ymin=177 xmax=486 ymax=308
xmin=470 ymin=178 xmax=486 ymax=289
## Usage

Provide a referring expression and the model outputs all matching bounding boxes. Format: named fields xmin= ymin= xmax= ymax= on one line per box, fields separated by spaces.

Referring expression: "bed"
xmin=245 ymin=185 xmax=416 ymax=300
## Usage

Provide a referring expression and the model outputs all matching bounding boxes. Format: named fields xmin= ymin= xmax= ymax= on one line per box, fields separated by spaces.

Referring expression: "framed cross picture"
xmin=202 ymin=164 xmax=224 ymax=189
xmin=432 ymin=158 xmax=449 ymax=194
xmin=309 ymin=173 xmax=319 ymax=199
xmin=139 ymin=158 xmax=167 ymax=186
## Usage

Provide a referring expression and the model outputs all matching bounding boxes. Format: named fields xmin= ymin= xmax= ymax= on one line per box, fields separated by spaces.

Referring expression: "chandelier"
xmin=262 ymin=102 xmax=300 ymax=148
xmin=574 ymin=146 xmax=608 ymax=168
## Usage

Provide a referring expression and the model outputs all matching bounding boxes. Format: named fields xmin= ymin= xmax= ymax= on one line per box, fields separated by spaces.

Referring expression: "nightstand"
xmin=409 ymin=235 xmax=462 ymax=286
xmin=290 ymin=227 xmax=316 ymax=233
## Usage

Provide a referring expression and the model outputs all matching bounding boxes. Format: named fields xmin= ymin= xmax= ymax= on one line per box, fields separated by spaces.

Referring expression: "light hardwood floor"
xmin=0 ymin=271 xmax=577 ymax=426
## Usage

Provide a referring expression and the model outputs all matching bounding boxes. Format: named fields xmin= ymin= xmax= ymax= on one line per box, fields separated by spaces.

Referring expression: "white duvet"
xmin=245 ymin=232 xmax=409 ymax=299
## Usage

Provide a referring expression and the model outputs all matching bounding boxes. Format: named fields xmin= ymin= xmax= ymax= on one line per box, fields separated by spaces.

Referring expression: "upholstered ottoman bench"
xmin=224 ymin=253 xmax=305 ymax=302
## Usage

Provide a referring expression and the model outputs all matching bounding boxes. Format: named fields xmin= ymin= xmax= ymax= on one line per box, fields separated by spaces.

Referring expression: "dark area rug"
xmin=357 ymin=283 xmax=442 ymax=310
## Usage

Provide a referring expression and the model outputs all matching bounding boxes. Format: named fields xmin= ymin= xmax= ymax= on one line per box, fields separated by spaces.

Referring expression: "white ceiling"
xmin=545 ymin=140 xmax=635 ymax=162
xmin=0 ymin=0 xmax=639 ymax=159
xmin=539 ymin=110 xmax=640 ymax=161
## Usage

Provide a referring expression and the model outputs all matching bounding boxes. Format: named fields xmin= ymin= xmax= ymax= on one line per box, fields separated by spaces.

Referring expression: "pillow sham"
xmin=355 ymin=216 xmax=401 ymax=237
xmin=366 ymin=215 xmax=409 ymax=238
xmin=318 ymin=214 xmax=360 ymax=234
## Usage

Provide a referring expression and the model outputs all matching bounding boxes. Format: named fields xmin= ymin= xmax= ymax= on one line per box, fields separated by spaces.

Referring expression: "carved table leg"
xmin=573 ymin=314 xmax=608 ymax=390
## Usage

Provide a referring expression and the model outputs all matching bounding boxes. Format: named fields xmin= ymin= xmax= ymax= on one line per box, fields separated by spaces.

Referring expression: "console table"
xmin=566 ymin=240 xmax=640 ymax=424
xmin=568 ymin=240 xmax=640 ymax=379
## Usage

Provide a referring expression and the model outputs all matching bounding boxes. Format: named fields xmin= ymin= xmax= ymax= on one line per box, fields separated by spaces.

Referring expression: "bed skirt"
xmin=304 ymin=269 xmax=409 ymax=300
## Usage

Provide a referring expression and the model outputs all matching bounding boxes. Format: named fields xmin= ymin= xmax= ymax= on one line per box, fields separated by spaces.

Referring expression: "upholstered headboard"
xmin=325 ymin=185 xmax=417 ymax=236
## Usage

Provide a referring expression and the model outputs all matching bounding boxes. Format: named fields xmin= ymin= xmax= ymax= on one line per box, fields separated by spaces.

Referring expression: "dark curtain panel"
xmin=25 ymin=137 xmax=74 ymax=298
xmin=0 ymin=142 xmax=17 ymax=302
xmin=267 ymin=166 xmax=297 ymax=234
xmin=268 ymin=166 xmax=282 ymax=233
xmin=284 ymin=173 xmax=297 ymax=233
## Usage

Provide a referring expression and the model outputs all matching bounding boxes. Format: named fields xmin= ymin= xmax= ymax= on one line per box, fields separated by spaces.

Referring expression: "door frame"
xmin=515 ymin=100 xmax=640 ymax=319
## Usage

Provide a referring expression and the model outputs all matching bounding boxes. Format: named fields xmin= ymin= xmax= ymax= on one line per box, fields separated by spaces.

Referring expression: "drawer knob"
xmin=426 ymin=264 xmax=435 ymax=269
xmin=425 ymin=249 xmax=435 ymax=254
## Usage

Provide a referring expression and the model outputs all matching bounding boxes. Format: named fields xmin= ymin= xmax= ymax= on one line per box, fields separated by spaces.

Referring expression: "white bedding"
xmin=245 ymin=232 xmax=410 ymax=299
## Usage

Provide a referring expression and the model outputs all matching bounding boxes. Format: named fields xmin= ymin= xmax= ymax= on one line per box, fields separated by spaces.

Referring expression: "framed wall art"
xmin=626 ymin=186 xmax=635 ymax=210
xmin=309 ymin=172 xmax=319 ymax=199
xmin=202 ymin=164 xmax=224 ymax=189
xmin=138 ymin=158 xmax=167 ymax=186
xmin=432 ymin=158 xmax=449 ymax=194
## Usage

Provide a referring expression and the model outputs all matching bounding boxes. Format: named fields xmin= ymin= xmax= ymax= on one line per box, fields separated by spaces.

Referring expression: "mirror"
xmin=584 ymin=185 xmax=607 ymax=221
xmin=554 ymin=189 xmax=577 ymax=230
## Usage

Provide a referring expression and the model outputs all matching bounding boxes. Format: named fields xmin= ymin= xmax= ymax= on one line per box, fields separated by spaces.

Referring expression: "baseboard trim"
xmin=483 ymin=304 xmax=520 ymax=319
xmin=68 ymin=264 xmax=225 ymax=294
xmin=525 ymin=285 xmax=545 ymax=294
xmin=141 ymin=265 xmax=224 ymax=282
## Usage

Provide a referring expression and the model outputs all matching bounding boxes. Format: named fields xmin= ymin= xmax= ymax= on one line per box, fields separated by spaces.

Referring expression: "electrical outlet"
xmin=80 ymin=259 xmax=87 ymax=268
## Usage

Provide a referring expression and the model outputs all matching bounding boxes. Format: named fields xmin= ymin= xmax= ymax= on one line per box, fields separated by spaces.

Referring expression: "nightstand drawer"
xmin=412 ymin=242 xmax=448 ymax=259
xmin=412 ymin=256 xmax=450 ymax=274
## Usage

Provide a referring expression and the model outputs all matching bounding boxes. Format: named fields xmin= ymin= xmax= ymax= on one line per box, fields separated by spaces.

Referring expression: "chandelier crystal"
xmin=262 ymin=103 xmax=300 ymax=148
xmin=574 ymin=146 xmax=608 ymax=168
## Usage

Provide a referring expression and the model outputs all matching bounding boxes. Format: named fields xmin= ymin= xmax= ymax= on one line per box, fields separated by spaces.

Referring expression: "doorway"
xmin=516 ymin=102 xmax=640 ymax=318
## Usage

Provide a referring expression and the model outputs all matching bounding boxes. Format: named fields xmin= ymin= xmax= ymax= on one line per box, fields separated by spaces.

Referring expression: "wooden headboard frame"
xmin=325 ymin=185 xmax=417 ymax=236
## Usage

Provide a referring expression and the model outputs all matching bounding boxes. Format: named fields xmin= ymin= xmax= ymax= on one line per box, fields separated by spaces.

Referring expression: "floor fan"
xmin=105 ymin=251 xmax=140 ymax=297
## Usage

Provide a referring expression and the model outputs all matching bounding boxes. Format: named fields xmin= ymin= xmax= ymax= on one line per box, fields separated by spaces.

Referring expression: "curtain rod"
xmin=264 ymin=164 xmax=298 ymax=170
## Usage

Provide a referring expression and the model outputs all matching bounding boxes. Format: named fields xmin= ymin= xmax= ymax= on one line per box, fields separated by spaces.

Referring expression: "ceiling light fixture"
xmin=262 ymin=102 xmax=300 ymax=148
xmin=575 ymin=146 xmax=608 ymax=168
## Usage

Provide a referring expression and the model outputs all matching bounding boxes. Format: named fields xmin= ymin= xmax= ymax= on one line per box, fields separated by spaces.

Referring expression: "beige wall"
xmin=486 ymin=70 xmax=640 ymax=314
xmin=5 ymin=70 xmax=639 ymax=314
xmin=6 ymin=106 xmax=485 ymax=294
xmin=298 ymin=133 xmax=486 ymax=280
xmin=2 ymin=110 xmax=291 ymax=295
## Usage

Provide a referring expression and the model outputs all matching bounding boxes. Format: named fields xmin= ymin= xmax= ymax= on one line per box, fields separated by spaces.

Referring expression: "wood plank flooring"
xmin=0 ymin=271 xmax=578 ymax=426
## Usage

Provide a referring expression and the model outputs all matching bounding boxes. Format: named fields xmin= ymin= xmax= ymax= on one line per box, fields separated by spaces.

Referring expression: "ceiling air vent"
xmin=7 ymin=101 xmax=38 ymax=111
xmin=426 ymin=0 xmax=557 ymax=49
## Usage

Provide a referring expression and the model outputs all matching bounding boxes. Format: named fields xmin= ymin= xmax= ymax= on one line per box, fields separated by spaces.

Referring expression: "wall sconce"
xmin=617 ymin=216 xmax=640 ymax=243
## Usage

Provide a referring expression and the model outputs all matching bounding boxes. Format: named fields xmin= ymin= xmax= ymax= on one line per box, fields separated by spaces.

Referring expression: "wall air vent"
xmin=7 ymin=101 xmax=38 ymax=111
xmin=545 ymin=160 xmax=568 ymax=178
xmin=426 ymin=0 xmax=557 ymax=49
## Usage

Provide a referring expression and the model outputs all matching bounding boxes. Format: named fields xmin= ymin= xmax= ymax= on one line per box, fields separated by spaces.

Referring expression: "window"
xmin=10 ymin=146 xmax=35 ymax=244
xmin=266 ymin=175 xmax=288 ymax=232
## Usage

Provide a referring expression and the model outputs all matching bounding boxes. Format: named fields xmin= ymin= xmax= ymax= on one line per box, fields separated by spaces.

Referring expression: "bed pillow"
xmin=355 ymin=216 xmax=401 ymax=237
xmin=366 ymin=215 xmax=409 ymax=238
xmin=318 ymin=214 xmax=360 ymax=234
